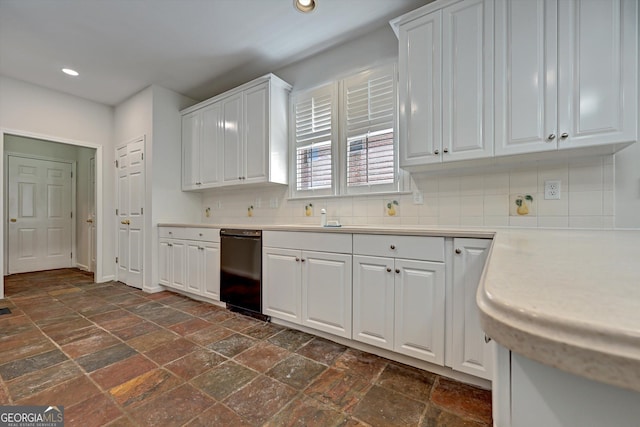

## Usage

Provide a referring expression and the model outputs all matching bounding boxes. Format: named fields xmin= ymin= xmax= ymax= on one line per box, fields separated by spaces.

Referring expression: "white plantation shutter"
xmin=343 ymin=64 xmax=398 ymax=193
xmin=292 ymin=83 xmax=336 ymax=195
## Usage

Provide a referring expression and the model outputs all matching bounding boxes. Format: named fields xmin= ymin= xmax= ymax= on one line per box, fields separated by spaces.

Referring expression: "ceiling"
xmin=0 ymin=0 xmax=431 ymax=106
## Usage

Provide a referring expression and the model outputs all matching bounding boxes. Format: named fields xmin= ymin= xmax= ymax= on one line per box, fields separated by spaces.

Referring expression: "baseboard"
xmin=143 ymin=284 xmax=165 ymax=294
xmin=75 ymin=263 xmax=89 ymax=272
xmin=98 ymin=275 xmax=115 ymax=283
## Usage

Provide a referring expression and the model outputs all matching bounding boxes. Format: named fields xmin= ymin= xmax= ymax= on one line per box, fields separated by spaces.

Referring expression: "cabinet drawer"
xmin=159 ymin=227 xmax=219 ymax=242
xmin=353 ymin=234 xmax=444 ymax=262
xmin=263 ymin=231 xmax=352 ymax=253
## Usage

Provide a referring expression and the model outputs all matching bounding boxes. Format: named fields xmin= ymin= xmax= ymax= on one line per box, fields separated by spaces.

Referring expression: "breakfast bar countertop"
xmin=158 ymin=223 xmax=640 ymax=392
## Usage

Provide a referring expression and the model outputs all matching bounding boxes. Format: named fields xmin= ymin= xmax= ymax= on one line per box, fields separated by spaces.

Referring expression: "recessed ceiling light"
xmin=62 ymin=68 xmax=79 ymax=77
xmin=294 ymin=0 xmax=316 ymax=13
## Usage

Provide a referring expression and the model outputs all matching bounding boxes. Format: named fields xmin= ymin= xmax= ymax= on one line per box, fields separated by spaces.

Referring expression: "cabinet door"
xmin=199 ymin=103 xmax=223 ymax=187
xmin=158 ymin=238 xmax=172 ymax=286
xmin=170 ymin=240 xmax=187 ymax=290
xmin=302 ymin=251 xmax=352 ymax=338
xmin=222 ymin=93 xmax=244 ymax=184
xmin=202 ymin=242 xmax=220 ymax=301
xmin=263 ymin=247 xmax=302 ymax=323
xmin=398 ymin=10 xmax=442 ymax=167
xmin=558 ymin=0 xmax=637 ymax=149
xmin=495 ymin=0 xmax=558 ymax=155
xmin=394 ymin=259 xmax=445 ymax=365
xmin=353 ymin=255 xmax=394 ymax=350
xmin=185 ymin=242 xmax=202 ymax=294
xmin=441 ymin=0 xmax=494 ymax=161
xmin=451 ymin=238 xmax=493 ymax=379
xmin=182 ymin=112 xmax=200 ymax=190
xmin=243 ymin=83 xmax=268 ymax=183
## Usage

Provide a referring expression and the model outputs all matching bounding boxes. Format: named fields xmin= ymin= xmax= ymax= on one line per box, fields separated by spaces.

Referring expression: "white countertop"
xmin=477 ymin=229 xmax=640 ymax=393
xmin=158 ymin=223 xmax=640 ymax=391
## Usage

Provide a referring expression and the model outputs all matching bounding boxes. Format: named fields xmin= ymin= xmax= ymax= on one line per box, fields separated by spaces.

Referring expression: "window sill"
xmin=288 ymin=190 xmax=412 ymax=201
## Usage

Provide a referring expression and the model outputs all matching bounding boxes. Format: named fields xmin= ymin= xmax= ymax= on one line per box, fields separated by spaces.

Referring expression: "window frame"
xmin=289 ymin=62 xmax=404 ymax=200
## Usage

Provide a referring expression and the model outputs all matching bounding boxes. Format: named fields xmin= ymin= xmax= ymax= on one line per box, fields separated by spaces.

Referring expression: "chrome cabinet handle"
xmin=560 ymin=132 xmax=569 ymax=139
xmin=547 ymin=133 xmax=556 ymax=141
xmin=455 ymin=248 xmax=462 ymax=254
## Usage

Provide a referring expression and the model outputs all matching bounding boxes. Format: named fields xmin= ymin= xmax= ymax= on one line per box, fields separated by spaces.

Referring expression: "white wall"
xmin=114 ymin=85 xmax=200 ymax=291
xmin=0 ymin=76 xmax=114 ymax=291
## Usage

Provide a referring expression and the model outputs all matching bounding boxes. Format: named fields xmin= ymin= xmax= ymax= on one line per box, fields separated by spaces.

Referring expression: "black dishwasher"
xmin=220 ymin=229 xmax=267 ymax=320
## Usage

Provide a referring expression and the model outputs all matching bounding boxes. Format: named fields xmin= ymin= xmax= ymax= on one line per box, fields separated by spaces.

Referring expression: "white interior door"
xmin=8 ymin=156 xmax=73 ymax=274
xmin=116 ymin=138 xmax=145 ymax=289
xmin=88 ymin=156 xmax=96 ymax=272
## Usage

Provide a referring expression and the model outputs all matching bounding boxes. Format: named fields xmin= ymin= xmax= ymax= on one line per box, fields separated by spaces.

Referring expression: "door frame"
xmin=0 ymin=128 xmax=104 ymax=299
xmin=5 ymin=152 xmax=77 ymax=274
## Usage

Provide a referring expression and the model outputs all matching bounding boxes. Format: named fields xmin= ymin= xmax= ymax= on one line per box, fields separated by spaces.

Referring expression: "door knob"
xmin=10 ymin=218 xmax=17 ymax=222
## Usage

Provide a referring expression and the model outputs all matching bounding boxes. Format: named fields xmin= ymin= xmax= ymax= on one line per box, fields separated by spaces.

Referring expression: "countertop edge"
xmin=477 ymin=234 xmax=640 ymax=393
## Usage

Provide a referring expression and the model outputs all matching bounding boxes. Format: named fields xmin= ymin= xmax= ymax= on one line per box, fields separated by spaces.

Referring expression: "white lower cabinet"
xmin=353 ymin=255 xmax=445 ymax=365
xmin=450 ymin=238 xmax=493 ymax=380
xmin=263 ymin=247 xmax=302 ymax=323
xmin=262 ymin=231 xmax=353 ymax=339
xmin=158 ymin=227 xmax=220 ymax=301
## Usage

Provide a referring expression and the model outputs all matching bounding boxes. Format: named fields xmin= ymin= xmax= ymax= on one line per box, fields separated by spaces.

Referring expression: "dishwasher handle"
xmin=220 ymin=229 xmax=262 ymax=238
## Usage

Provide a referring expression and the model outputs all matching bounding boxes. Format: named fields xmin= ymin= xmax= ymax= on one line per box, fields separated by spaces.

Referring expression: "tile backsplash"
xmin=200 ymin=155 xmax=615 ymax=229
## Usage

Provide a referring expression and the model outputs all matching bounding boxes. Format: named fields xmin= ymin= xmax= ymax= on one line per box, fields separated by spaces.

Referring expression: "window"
xmin=290 ymin=63 xmax=401 ymax=198
xmin=342 ymin=65 xmax=397 ymax=194
xmin=292 ymin=83 xmax=337 ymax=196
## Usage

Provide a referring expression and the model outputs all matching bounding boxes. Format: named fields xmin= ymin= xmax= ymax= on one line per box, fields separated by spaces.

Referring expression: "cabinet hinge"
xmin=115 ymin=160 xmax=119 ymax=168
xmin=70 ymin=252 xmax=73 ymax=259
xmin=70 ymin=212 xmax=73 ymax=219
xmin=141 ymin=207 xmax=143 ymax=214
xmin=141 ymin=153 xmax=144 ymax=160
xmin=115 ymin=257 xmax=118 ymax=264
xmin=116 ymin=208 xmax=119 ymax=215
xmin=71 ymin=171 xmax=73 ymax=178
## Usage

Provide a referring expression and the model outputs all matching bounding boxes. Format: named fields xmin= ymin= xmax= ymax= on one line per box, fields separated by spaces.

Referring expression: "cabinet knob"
xmin=395 ymin=268 xmax=400 ymax=274
xmin=168 ymin=243 xmax=173 ymax=247
xmin=386 ymin=267 xmax=392 ymax=272
xmin=295 ymin=257 xmax=300 ymax=262
xmin=301 ymin=258 xmax=306 ymax=262
xmin=560 ymin=132 xmax=569 ymax=139
xmin=443 ymin=148 xmax=449 ymax=153
xmin=434 ymin=149 xmax=440 ymax=155
xmin=168 ymin=231 xmax=172 ymax=234
xmin=455 ymin=248 xmax=462 ymax=254
xmin=484 ymin=334 xmax=492 ymax=343
xmin=547 ymin=133 xmax=556 ymax=141
xmin=390 ymin=244 xmax=396 ymax=250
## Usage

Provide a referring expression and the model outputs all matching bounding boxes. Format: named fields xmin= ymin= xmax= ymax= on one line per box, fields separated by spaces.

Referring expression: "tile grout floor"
xmin=0 ymin=268 xmax=492 ymax=426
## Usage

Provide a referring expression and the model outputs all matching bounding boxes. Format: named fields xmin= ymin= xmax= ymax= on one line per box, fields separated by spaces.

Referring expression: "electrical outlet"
xmin=544 ymin=180 xmax=561 ymax=200
xmin=413 ymin=190 xmax=424 ymax=205
xmin=269 ymin=198 xmax=279 ymax=209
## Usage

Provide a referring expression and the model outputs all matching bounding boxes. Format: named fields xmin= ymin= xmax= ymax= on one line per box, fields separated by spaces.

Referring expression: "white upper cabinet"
xmin=495 ymin=0 xmax=638 ymax=155
xmin=182 ymin=74 xmax=291 ymax=190
xmin=397 ymin=0 xmax=494 ymax=169
xmin=182 ymin=103 xmax=224 ymax=190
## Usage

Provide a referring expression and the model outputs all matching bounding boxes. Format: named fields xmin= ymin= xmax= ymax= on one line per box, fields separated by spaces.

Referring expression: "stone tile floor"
xmin=0 ymin=268 xmax=492 ymax=426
